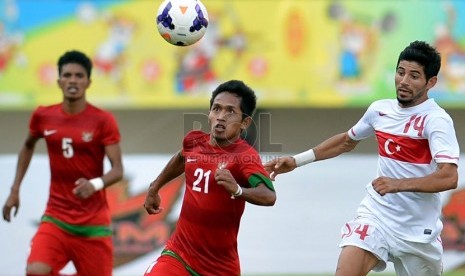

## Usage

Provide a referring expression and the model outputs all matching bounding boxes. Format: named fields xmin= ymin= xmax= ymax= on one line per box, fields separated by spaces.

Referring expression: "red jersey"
xmin=166 ymin=130 xmax=273 ymax=275
xmin=29 ymin=103 xmax=120 ymax=226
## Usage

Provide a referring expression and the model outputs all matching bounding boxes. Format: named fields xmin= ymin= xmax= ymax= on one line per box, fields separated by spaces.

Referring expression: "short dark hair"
xmin=57 ymin=50 xmax=92 ymax=78
xmin=209 ymin=80 xmax=257 ymax=119
xmin=396 ymin=40 xmax=441 ymax=80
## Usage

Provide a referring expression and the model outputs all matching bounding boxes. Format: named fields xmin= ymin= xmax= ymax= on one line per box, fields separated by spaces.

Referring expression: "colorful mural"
xmin=1 ymin=0 xmax=465 ymax=109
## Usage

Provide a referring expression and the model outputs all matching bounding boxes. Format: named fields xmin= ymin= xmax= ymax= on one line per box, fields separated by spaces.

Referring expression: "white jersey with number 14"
xmin=348 ymin=98 xmax=460 ymax=243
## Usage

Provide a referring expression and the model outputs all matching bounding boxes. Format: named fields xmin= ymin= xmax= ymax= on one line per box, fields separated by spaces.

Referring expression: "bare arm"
xmin=144 ymin=151 xmax=185 ymax=215
xmin=3 ymin=134 xmax=39 ymax=222
xmin=264 ymin=132 xmax=359 ymax=179
xmin=372 ymin=163 xmax=458 ymax=195
xmin=313 ymin=132 xmax=359 ymax=161
xmin=101 ymin=143 xmax=124 ymax=187
xmin=215 ymin=167 xmax=276 ymax=206
xmin=73 ymin=143 xmax=124 ymax=199
xmin=241 ymin=184 xmax=276 ymax=206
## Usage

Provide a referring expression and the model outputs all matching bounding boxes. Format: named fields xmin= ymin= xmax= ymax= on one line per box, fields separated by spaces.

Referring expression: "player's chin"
xmin=212 ymin=135 xmax=226 ymax=143
xmin=211 ymin=129 xmax=226 ymax=139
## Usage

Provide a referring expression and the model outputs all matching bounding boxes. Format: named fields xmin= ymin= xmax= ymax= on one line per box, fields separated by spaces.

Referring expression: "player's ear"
xmin=426 ymin=76 xmax=437 ymax=90
xmin=241 ymin=116 xmax=252 ymax=130
xmin=57 ymin=77 xmax=63 ymax=89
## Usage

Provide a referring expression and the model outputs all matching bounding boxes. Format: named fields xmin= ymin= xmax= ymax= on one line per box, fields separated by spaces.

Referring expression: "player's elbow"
xmin=114 ymin=166 xmax=124 ymax=182
xmin=441 ymin=164 xmax=459 ymax=191
xmin=342 ymin=135 xmax=358 ymax=153
xmin=262 ymin=192 xmax=276 ymax=206
xmin=250 ymin=184 xmax=276 ymax=206
xmin=447 ymin=173 xmax=458 ymax=190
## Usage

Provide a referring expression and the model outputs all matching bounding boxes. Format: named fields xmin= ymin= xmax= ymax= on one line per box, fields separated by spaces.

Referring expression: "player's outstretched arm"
xmin=144 ymin=151 xmax=184 ymax=215
xmin=3 ymin=134 xmax=38 ymax=222
xmin=263 ymin=156 xmax=297 ymax=180
xmin=264 ymin=132 xmax=359 ymax=180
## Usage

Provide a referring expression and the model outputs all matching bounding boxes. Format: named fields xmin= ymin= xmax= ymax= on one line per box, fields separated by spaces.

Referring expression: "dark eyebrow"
xmin=212 ymin=102 xmax=238 ymax=109
xmin=396 ymin=66 xmax=421 ymax=75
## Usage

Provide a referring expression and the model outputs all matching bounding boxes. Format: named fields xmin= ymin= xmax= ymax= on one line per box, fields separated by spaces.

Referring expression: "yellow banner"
xmin=1 ymin=0 xmax=465 ymax=109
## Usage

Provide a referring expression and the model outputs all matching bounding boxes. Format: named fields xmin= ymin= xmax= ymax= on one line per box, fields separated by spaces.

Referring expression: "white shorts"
xmin=339 ymin=216 xmax=443 ymax=276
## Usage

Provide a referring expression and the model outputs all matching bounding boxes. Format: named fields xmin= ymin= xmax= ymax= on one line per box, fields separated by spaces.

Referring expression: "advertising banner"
xmin=1 ymin=0 xmax=465 ymax=109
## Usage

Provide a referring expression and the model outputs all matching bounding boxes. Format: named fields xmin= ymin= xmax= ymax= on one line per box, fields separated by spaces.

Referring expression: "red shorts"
xmin=27 ymin=222 xmax=113 ymax=276
xmin=144 ymin=255 xmax=191 ymax=276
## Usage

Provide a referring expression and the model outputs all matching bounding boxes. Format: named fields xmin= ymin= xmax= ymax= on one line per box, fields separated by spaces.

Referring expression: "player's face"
xmin=57 ymin=63 xmax=91 ymax=102
xmin=208 ymin=91 xmax=250 ymax=147
xmin=395 ymin=60 xmax=437 ymax=108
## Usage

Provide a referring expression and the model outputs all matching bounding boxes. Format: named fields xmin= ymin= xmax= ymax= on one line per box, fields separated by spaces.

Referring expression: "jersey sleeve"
xmin=348 ymin=103 xmax=376 ymax=141
xmin=424 ymin=114 xmax=460 ymax=165
xmin=182 ymin=130 xmax=205 ymax=155
xmin=239 ymin=149 xmax=274 ymax=191
xmin=101 ymin=112 xmax=121 ymax=146
xmin=248 ymin=173 xmax=274 ymax=191
xmin=29 ymin=106 xmax=44 ymax=138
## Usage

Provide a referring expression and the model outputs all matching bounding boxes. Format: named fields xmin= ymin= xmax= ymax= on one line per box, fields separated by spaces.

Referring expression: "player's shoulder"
xmin=425 ymin=99 xmax=448 ymax=114
xmin=183 ymin=130 xmax=208 ymax=146
xmin=33 ymin=103 xmax=61 ymax=116
xmin=413 ymin=99 xmax=452 ymax=124
xmin=362 ymin=99 xmax=396 ymax=118
xmin=86 ymin=103 xmax=110 ymax=114
xmin=235 ymin=138 xmax=258 ymax=153
xmin=368 ymin=99 xmax=396 ymax=110
xmin=86 ymin=103 xmax=117 ymax=119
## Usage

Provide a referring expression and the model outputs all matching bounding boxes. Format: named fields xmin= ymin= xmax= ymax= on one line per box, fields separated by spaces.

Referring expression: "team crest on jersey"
xmin=82 ymin=132 xmax=93 ymax=142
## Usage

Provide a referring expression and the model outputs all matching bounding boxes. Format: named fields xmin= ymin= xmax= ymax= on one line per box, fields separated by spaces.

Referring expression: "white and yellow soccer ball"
xmin=156 ymin=0 xmax=209 ymax=46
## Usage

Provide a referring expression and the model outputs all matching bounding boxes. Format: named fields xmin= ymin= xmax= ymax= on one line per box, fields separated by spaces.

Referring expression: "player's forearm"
xmin=101 ymin=166 xmax=124 ymax=188
xmin=313 ymin=132 xmax=358 ymax=161
xmin=149 ymin=151 xmax=184 ymax=193
xmin=240 ymin=184 xmax=276 ymax=206
xmin=101 ymin=143 xmax=124 ymax=188
xmin=149 ymin=173 xmax=181 ymax=193
xmin=11 ymin=145 xmax=35 ymax=192
xmin=397 ymin=164 xmax=458 ymax=193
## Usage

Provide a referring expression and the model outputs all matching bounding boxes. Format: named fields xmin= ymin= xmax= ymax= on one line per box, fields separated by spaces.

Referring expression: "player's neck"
xmin=62 ymin=99 xmax=87 ymax=114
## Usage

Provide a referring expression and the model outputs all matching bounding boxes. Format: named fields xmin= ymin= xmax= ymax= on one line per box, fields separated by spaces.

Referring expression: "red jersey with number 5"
xmin=29 ymin=103 xmax=120 ymax=226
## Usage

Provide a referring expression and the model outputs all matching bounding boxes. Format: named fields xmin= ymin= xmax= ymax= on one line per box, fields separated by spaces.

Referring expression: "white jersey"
xmin=348 ymin=98 xmax=460 ymax=243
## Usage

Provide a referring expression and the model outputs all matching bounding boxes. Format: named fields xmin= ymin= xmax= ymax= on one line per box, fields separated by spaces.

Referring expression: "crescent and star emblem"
xmin=384 ymin=139 xmax=401 ymax=155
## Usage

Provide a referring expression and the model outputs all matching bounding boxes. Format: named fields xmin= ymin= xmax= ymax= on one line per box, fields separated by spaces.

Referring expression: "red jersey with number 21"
xmin=165 ymin=130 xmax=272 ymax=276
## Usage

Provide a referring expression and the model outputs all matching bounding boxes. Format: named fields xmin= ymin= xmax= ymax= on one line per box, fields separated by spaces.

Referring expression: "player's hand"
xmin=263 ymin=156 xmax=297 ymax=180
xmin=144 ymin=192 xmax=163 ymax=215
xmin=215 ymin=162 xmax=238 ymax=194
xmin=73 ymin=178 xmax=97 ymax=199
xmin=3 ymin=192 xmax=20 ymax=222
xmin=372 ymin=176 xmax=400 ymax=196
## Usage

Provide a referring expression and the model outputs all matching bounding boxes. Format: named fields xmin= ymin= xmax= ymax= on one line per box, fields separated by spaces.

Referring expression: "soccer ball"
xmin=156 ymin=0 xmax=209 ymax=46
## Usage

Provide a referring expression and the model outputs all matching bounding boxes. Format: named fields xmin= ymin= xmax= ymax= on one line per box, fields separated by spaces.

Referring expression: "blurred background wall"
xmin=2 ymin=0 xmax=465 ymax=154
xmin=1 ymin=108 xmax=465 ymax=155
